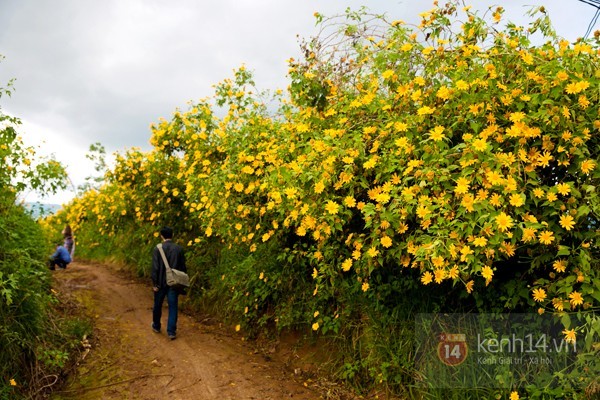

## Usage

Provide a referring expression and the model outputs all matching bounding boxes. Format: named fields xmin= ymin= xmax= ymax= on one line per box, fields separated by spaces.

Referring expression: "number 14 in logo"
xmin=437 ymin=333 xmax=468 ymax=366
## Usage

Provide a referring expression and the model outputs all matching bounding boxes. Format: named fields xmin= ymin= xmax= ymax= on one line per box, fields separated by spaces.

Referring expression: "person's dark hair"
xmin=62 ymin=224 xmax=72 ymax=237
xmin=160 ymin=226 xmax=173 ymax=239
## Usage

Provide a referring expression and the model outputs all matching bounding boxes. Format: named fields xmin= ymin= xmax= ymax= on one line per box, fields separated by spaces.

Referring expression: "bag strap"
xmin=157 ymin=243 xmax=172 ymax=271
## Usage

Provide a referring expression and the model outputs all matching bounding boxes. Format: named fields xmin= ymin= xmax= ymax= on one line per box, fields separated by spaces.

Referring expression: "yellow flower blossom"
xmin=362 ymin=282 xmax=370 ymax=292
xmin=495 ymin=212 xmax=514 ymax=232
xmin=555 ymin=183 xmax=570 ymax=196
xmin=481 ymin=266 xmax=494 ymax=283
xmin=580 ymin=159 xmax=596 ymax=174
xmin=553 ymin=259 xmax=567 ymax=273
xmin=314 ymin=181 xmax=325 ymax=194
xmin=417 ymin=106 xmax=435 ymax=115
xmin=429 ymin=125 xmax=445 ymax=141
xmin=465 ymin=280 xmax=474 ymax=293
xmin=568 ymin=291 xmax=583 ymax=307
xmin=312 ymin=322 xmax=320 ymax=331
xmin=538 ymin=230 xmax=554 ymax=245
xmin=562 ymin=329 xmax=576 ymax=344
xmin=434 ymin=269 xmax=446 ymax=284
xmin=367 ymin=246 xmax=379 ymax=258
xmin=532 ymin=188 xmax=545 ymax=198
xmin=559 ymin=214 xmax=575 ymax=231
xmin=342 ymin=258 xmax=352 ymax=272
xmin=325 ymin=201 xmax=339 ymax=215
xmin=455 ymin=177 xmax=470 ymax=194
xmin=532 ymin=288 xmax=547 ymax=302
xmin=510 ymin=391 xmax=520 ymax=400
xmin=552 ymin=298 xmax=564 ymax=311
xmin=509 ymin=193 xmax=524 ymax=207
xmin=380 ymin=236 xmax=392 ymax=248
xmin=473 ymin=237 xmax=487 ymax=247
xmin=421 ymin=271 xmax=433 ymax=285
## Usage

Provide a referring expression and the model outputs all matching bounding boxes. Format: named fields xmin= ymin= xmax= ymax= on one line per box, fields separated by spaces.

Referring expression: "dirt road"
xmin=50 ymin=262 xmax=323 ymax=400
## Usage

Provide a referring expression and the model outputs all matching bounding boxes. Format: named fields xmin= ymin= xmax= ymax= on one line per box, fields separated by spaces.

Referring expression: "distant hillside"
xmin=23 ymin=202 xmax=62 ymax=218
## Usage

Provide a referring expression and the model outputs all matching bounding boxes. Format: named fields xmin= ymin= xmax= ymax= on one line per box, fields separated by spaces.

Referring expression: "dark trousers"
xmin=152 ymin=286 xmax=179 ymax=336
xmin=49 ymin=258 xmax=68 ymax=270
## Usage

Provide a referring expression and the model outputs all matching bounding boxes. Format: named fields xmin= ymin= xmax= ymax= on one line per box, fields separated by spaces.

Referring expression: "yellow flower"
xmin=538 ymin=230 xmax=554 ymax=245
xmin=581 ymin=159 xmax=596 ymax=174
xmin=509 ymin=112 xmax=526 ymax=123
xmin=421 ymin=271 xmax=433 ymax=285
xmin=455 ymin=80 xmax=469 ymax=90
xmin=509 ymin=193 xmax=524 ymax=207
xmin=555 ymin=183 xmax=570 ymax=196
xmin=448 ymin=265 xmax=459 ymax=280
xmin=552 ymin=297 xmax=564 ymax=311
xmin=341 ymin=258 xmax=352 ymax=272
xmin=489 ymin=193 xmax=503 ymax=207
xmin=417 ymin=106 xmax=435 ymax=115
xmin=325 ymin=201 xmax=339 ymax=215
xmin=10 ymin=379 xmax=17 ymax=386
xmin=465 ymin=280 xmax=474 ymax=293
xmin=472 ymin=138 xmax=488 ymax=152
xmin=362 ymin=282 xmax=370 ymax=292
xmin=455 ymin=177 xmax=470 ymax=195
xmin=429 ymin=125 xmax=445 ymax=141
xmin=495 ymin=212 xmax=514 ymax=232
xmin=552 ymin=259 xmax=567 ymax=273
xmin=313 ymin=311 xmax=319 ymax=318
xmin=367 ymin=246 xmax=379 ymax=258
xmin=559 ymin=214 xmax=575 ymax=231
xmin=532 ymin=188 xmax=545 ymax=198
xmin=481 ymin=266 xmax=494 ymax=282
xmin=532 ymin=288 xmax=547 ymax=302
xmin=235 ymin=324 xmax=241 ymax=332
xmin=568 ymin=291 xmax=583 ymax=307
xmin=562 ymin=328 xmax=576 ymax=344
xmin=380 ymin=236 xmax=392 ymax=248
xmin=510 ymin=391 xmax=520 ymax=400
xmin=314 ymin=181 xmax=325 ymax=194
xmin=546 ymin=192 xmax=558 ymax=203
xmin=344 ymin=196 xmax=356 ymax=208
xmin=473 ymin=237 xmax=487 ymax=247
xmin=312 ymin=322 xmax=320 ymax=331
xmin=434 ymin=269 xmax=446 ymax=284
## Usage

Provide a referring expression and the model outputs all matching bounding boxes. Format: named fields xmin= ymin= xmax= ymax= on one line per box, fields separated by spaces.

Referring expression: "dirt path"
xmin=50 ymin=261 xmax=323 ymax=400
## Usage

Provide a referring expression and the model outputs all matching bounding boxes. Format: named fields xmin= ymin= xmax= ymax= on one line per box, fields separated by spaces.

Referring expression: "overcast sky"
xmin=0 ymin=0 xmax=594 ymax=204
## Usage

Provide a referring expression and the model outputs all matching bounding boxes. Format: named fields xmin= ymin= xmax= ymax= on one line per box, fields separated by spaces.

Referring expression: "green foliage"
xmin=0 ymin=57 xmax=87 ymax=398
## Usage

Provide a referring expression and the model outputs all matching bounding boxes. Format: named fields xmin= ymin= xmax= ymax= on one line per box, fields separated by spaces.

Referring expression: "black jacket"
xmin=151 ymin=240 xmax=187 ymax=289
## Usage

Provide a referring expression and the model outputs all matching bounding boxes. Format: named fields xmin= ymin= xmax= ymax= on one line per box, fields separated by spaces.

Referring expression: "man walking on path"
xmin=151 ymin=226 xmax=187 ymax=340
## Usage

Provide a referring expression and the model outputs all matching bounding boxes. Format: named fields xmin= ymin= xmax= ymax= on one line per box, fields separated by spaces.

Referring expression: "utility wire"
xmin=576 ymin=0 xmax=600 ymax=38
xmin=584 ymin=8 xmax=600 ymax=38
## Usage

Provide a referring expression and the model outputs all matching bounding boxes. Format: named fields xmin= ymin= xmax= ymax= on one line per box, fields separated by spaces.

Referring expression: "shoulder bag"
xmin=157 ymin=243 xmax=190 ymax=289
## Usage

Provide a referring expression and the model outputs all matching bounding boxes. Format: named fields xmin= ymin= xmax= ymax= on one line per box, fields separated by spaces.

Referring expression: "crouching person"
xmin=49 ymin=241 xmax=72 ymax=270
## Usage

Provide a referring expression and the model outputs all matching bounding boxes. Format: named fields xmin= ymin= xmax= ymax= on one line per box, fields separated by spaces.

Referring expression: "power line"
xmin=575 ymin=0 xmax=600 ymax=38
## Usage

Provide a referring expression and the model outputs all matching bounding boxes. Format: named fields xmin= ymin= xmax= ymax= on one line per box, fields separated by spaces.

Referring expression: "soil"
xmin=48 ymin=261 xmax=339 ymax=400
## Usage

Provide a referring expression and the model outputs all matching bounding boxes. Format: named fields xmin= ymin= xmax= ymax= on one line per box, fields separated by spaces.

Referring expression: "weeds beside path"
xmin=49 ymin=262 xmax=321 ymax=400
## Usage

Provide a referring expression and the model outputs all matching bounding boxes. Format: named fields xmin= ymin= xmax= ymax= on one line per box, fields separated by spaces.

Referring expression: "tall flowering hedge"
xmin=46 ymin=2 xmax=599 ymax=396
